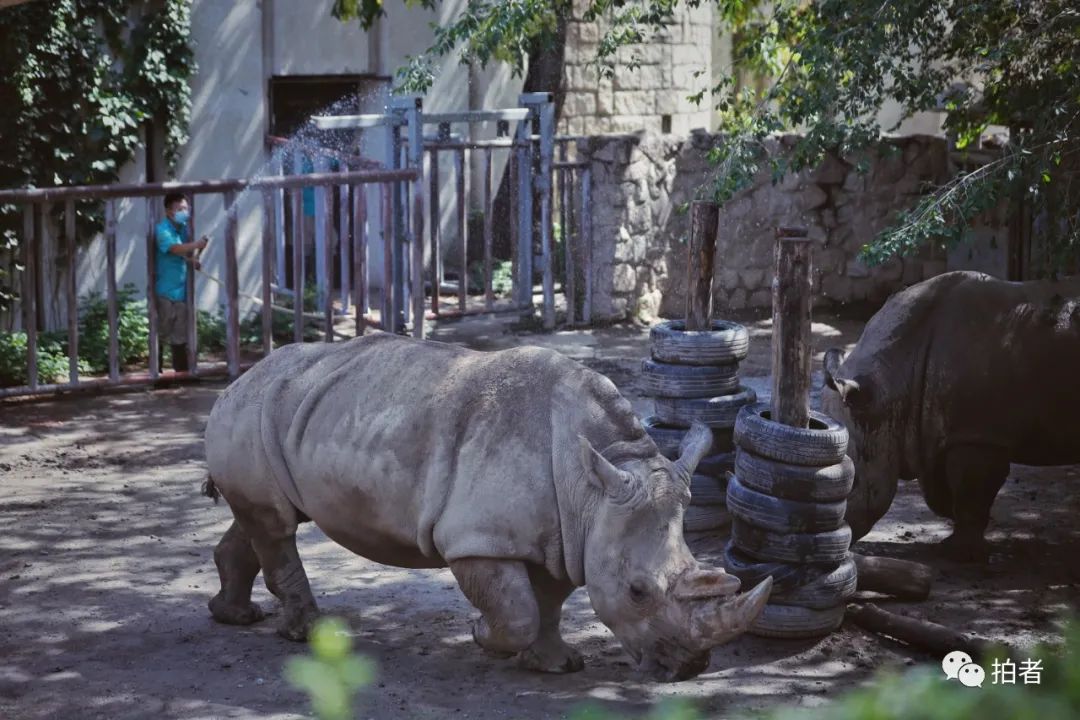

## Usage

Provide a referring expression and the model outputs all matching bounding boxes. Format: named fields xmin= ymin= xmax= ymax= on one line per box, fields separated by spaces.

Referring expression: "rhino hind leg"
xmin=940 ymin=444 xmax=1009 ymax=562
xmin=208 ymin=520 xmax=266 ymax=626
xmin=450 ymin=558 xmax=540 ymax=658
xmin=249 ymin=530 xmax=320 ymax=641
xmin=517 ymin=567 xmax=584 ymax=674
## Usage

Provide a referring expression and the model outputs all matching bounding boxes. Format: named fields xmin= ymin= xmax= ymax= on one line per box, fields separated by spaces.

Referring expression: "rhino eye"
xmin=629 ymin=581 xmax=649 ymax=603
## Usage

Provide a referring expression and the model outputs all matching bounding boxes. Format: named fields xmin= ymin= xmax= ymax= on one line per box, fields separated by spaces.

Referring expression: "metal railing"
xmin=0 ymin=168 xmax=417 ymax=399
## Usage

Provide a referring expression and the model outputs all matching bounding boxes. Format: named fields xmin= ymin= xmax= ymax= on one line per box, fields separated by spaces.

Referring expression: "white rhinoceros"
xmin=203 ymin=333 xmax=770 ymax=681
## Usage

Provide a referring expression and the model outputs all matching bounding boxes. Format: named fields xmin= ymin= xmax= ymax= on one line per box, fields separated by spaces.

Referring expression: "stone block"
xmin=614 ymin=90 xmax=657 ymax=116
xmin=578 ymin=21 xmax=600 ymax=43
xmin=901 ymin=258 xmax=922 ymax=285
xmin=565 ymin=92 xmax=597 ymax=118
xmin=813 ymin=153 xmax=850 ymax=185
xmin=740 ymin=268 xmax=765 ymax=290
xmin=821 ymin=208 xmax=837 ymax=229
xmin=798 ymin=184 xmax=830 ymax=211
xmin=748 ymin=289 xmax=771 ymax=308
xmin=718 ymin=269 xmax=739 ymax=291
xmin=821 ymin=273 xmax=853 ymax=300
xmin=615 ymin=64 xmax=664 ymax=90
xmin=846 ymin=258 xmax=871 ymax=278
xmin=922 ymin=259 xmax=947 ymax=278
xmin=728 ymin=288 xmax=748 ymax=310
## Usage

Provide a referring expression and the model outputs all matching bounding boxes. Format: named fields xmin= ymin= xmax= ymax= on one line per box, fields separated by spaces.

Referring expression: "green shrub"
xmin=0 ymin=331 xmax=87 ymax=387
xmin=467 ymin=259 xmax=514 ymax=297
xmin=78 ymin=284 xmax=149 ymax=373
xmin=197 ymin=309 xmax=227 ymax=354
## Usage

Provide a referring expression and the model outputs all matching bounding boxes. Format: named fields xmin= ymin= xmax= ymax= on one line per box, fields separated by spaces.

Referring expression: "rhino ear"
xmin=674 ymin=421 xmax=712 ymax=482
xmin=823 ymin=348 xmax=861 ymax=404
xmin=579 ymin=435 xmax=638 ymax=504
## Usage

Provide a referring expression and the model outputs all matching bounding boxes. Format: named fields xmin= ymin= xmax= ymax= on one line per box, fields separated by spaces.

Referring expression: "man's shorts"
xmin=155 ymin=296 xmax=189 ymax=346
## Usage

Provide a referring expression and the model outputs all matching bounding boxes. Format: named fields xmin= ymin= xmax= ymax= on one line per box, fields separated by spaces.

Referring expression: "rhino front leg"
xmin=518 ymin=567 xmax=585 ymax=673
xmin=941 ymin=444 xmax=1009 ymax=562
xmin=450 ymin=559 xmax=539 ymax=658
xmin=249 ymin=531 xmax=320 ymax=641
xmin=208 ymin=520 xmax=265 ymax=625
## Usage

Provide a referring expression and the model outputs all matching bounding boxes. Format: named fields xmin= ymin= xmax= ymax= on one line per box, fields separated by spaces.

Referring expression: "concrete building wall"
xmin=561 ymin=1 xmax=713 ymax=136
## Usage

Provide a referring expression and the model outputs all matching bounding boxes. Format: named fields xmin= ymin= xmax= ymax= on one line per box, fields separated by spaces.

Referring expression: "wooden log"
xmin=847 ymin=603 xmax=992 ymax=659
xmin=685 ymin=202 xmax=719 ymax=330
xmin=771 ymin=226 xmax=812 ymax=428
xmin=853 ymin=554 xmax=934 ymax=601
xmin=261 ymin=188 xmax=274 ymax=356
xmin=224 ymin=190 xmax=240 ymax=378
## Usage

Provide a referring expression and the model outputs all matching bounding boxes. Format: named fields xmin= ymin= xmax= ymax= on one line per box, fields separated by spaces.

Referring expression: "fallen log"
xmin=847 ymin=603 xmax=992 ymax=658
xmin=854 ymin=554 xmax=934 ymax=601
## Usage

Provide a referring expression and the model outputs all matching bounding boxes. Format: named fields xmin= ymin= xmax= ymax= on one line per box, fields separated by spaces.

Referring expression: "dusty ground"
xmin=2 ymin=310 xmax=1078 ymax=720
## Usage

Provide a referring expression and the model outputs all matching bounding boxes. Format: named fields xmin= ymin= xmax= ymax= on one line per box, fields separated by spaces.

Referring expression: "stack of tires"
xmin=724 ymin=403 xmax=857 ymax=638
xmin=639 ymin=320 xmax=757 ymax=538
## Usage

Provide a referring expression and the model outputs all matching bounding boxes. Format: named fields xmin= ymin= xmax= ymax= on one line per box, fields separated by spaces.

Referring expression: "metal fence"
xmin=0 ymin=92 xmax=594 ymax=401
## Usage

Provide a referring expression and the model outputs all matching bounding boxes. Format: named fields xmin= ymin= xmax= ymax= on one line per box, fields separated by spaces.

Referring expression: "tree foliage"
xmin=340 ymin=0 xmax=1079 ymax=274
xmin=0 ymin=0 xmax=195 ymax=309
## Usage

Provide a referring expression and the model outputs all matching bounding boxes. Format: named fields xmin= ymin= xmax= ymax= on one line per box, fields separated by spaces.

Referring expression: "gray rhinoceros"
xmin=203 ymin=333 xmax=771 ymax=681
xmin=823 ymin=271 xmax=1080 ymax=560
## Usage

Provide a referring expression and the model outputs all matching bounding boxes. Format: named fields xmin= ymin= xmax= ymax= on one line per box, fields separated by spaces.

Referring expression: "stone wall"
xmin=576 ymin=131 xmax=979 ymax=321
xmin=560 ymin=1 xmax=713 ymax=136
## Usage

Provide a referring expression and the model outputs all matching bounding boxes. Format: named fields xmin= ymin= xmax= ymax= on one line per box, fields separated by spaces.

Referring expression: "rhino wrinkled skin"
xmin=823 ymin=271 xmax=1080 ymax=560
xmin=204 ymin=333 xmax=770 ymax=680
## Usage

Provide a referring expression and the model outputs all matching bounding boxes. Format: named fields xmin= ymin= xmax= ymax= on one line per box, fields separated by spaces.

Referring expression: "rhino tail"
xmin=201 ymin=475 xmax=221 ymax=504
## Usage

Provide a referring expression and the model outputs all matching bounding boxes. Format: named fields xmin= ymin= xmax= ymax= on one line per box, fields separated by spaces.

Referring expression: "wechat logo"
xmin=942 ymin=650 xmax=984 ymax=688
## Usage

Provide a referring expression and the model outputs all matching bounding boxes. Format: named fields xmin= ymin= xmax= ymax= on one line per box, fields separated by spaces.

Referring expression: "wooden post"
xmin=145 ymin=198 xmax=159 ymax=380
xmin=105 ymin=200 xmax=120 ymax=382
xmin=456 ymin=147 xmax=468 ymax=313
xmin=64 ymin=200 xmax=78 ymax=384
xmin=685 ymin=201 xmax=720 ymax=330
xmin=771 ymin=226 xmax=813 ymax=428
xmin=185 ymin=194 xmax=198 ymax=373
xmin=323 ymin=178 xmax=335 ymax=342
xmin=429 ymin=150 xmax=441 ymax=315
xmin=291 ymin=189 xmax=305 ymax=345
xmin=483 ymin=148 xmax=494 ymax=311
xmin=22 ymin=204 xmax=38 ymax=390
xmin=352 ymin=182 xmax=367 ymax=337
xmin=224 ymin=190 xmax=240 ymax=378
xmin=261 ymin=188 xmax=275 ymax=356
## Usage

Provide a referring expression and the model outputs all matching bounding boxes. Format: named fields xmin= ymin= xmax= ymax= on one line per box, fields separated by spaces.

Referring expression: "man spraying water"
xmin=155 ymin=192 xmax=208 ymax=373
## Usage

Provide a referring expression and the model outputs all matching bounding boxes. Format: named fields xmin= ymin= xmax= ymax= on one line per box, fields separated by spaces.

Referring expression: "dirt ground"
xmin=2 ymin=310 xmax=1078 ymax=720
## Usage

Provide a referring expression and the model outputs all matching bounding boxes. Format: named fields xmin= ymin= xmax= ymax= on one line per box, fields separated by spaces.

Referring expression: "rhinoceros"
xmin=822 ymin=271 xmax=1080 ymax=560
xmin=203 ymin=333 xmax=771 ymax=680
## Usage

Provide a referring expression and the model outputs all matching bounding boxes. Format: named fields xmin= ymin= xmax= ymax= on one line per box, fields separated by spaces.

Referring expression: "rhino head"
xmin=822 ymin=347 xmax=903 ymax=541
xmin=578 ymin=421 xmax=772 ymax=681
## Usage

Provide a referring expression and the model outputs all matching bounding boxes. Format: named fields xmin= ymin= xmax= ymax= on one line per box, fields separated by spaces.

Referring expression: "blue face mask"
xmin=173 ymin=210 xmax=190 ymax=226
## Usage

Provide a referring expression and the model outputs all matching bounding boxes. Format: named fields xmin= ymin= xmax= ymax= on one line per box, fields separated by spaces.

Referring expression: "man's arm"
xmin=168 ymin=237 xmax=208 ymax=256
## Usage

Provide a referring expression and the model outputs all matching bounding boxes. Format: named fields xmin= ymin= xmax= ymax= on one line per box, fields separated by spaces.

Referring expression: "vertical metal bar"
xmin=314 ymin=153 xmax=330 ymax=310
xmin=185 ymin=194 xmax=198 ymax=373
xmin=456 ymin=147 xmax=468 ymax=313
xmin=429 ymin=149 xmax=441 ymax=315
xmin=381 ymin=182 xmax=394 ymax=330
xmin=64 ymin=199 xmax=78 ymax=383
xmin=323 ymin=177 xmax=335 ymax=342
xmin=509 ymin=149 xmax=519 ymax=305
xmin=516 ymin=126 xmax=533 ymax=311
xmin=22 ymin=205 xmax=37 ymax=390
xmin=224 ymin=190 xmax=240 ymax=378
xmin=538 ymin=99 xmax=556 ymax=330
xmin=565 ymin=169 xmax=577 ymax=326
xmin=582 ymin=165 xmax=593 ymax=325
xmin=405 ymin=98 xmax=425 ymax=339
xmin=274 ymin=153 xmax=286 ymax=287
xmin=483 ymin=148 xmax=494 ymax=311
xmin=105 ymin=200 xmax=119 ymax=382
xmin=339 ymin=182 xmax=351 ymax=317
xmin=291 ymin=189 xmax=305 ymax=344
xmin=353 ymin=180 xmax=367 ymax=337
xmin=145 ymin=198 xmax=160 ymax=380
xmin=261 ymin=188 xmax=274 ymax=356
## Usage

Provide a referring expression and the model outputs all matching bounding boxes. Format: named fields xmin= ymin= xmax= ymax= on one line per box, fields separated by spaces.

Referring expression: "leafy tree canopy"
xmin=337 ymin=0 xmax=1080 ymax=272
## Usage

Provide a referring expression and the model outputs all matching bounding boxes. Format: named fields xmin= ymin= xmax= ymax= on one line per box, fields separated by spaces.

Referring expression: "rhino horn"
xmin=689 ymin=576 xmax=772 ymax=648
xmin=673 ymin=421 xmax=712 ymax=483
xmin=672 ymin=567 xmax=741 ymax=600
xmin=823 ymin=348 xmax=861 ymax=404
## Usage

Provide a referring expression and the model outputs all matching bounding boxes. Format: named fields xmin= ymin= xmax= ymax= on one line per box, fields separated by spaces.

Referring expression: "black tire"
xmin=735 ymin=449 xmax=854 ymax=502
xmin=749 ymin=602 xmax=846 ymax=639
xmin=641 ymin=359 xmax=740 ymax=399
xmin=733 ymin=403 xmax=848 ymax=466
xmin=683 ymin=504 xmax=731 ymax=532
xmin=641 ymin=416 xmax=685 ymax=459
xmin=690 ymin=473 xmax=728 ymax=506
xmin=696 ymin=451 xmax=735 ymax=479
xmin=655 ymin=386 xmax=757 ymax=429
xmin=726 ymin=475 xmax=847 ymax=534
xmin=731 ymin=518 xmax=852 ymax=565
xmin=650 ymin=320 xmax=750 ymax=366
xmin=723 ymin=541 xmax=814 ymax=594
xmin=770 ymin=555 xmax=857 ymax=610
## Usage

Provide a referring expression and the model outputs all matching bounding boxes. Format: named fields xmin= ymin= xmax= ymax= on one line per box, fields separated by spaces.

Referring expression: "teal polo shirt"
xmin=155 ymin=217 xmax=189 ymax=302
